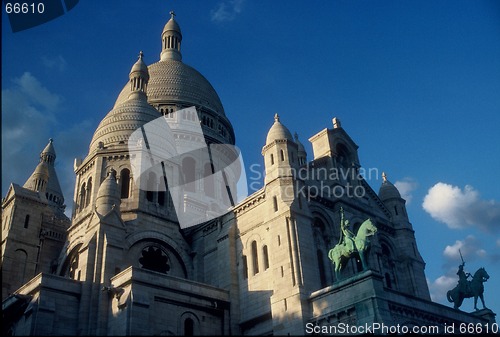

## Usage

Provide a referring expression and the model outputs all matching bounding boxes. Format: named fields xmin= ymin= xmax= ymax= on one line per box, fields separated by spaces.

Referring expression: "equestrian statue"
xmin=447 ymin=253 xmax=490 ymax=311
xmin=328 ymin=207 xmax=377 ymax=280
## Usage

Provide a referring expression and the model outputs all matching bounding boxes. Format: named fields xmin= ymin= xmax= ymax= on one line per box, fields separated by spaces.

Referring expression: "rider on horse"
xmin=457 ymin=262 xmax=472 ymax=295
xmin=339 ymin=207 xmax=355 ymax=252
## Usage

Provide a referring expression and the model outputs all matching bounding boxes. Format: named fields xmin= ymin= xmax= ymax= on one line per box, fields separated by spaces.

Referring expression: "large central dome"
xmin=113 ymin=12 xmax=234 ymax=145
xmin=114 ymin=60 xmax=225 ymax=117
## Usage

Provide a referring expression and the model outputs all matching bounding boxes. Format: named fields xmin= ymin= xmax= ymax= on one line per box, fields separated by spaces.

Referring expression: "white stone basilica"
xmin=2 ymin=12 xmax=495 ymax=336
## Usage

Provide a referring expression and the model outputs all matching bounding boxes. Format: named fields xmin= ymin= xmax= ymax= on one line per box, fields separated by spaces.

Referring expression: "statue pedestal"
xmin=472 ymin=308 xmax=496 ymax=324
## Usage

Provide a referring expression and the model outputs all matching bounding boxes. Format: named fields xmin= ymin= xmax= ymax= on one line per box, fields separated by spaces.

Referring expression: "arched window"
xmin=15 ymin=249 xmax=28 ymax=285
xmin=273 ymin=196 xmax=278 ymax=212
xmin=280 ymin=149 xmax=285 ymax=161
xmin=270 ymin=153 xmax=274 ymax=165
xmin=120 ymin=169 xmax=130 ymax=199
xmin=79 ymin=183 xmax=86 ymax=211
xmin=86 ymin=178 xmax=92 ymax=207
xmin=263 ymin=245 xmax=270 ymax=270
xmin=182 ymin=157 xmax=196 ymax=193
xmin=184 ymin=318 xmax=194 ymax=336
xmin=251 ymin=241 xmax=259 ymax=275
xmin=24 ymin=214 xmax=30 ymax=229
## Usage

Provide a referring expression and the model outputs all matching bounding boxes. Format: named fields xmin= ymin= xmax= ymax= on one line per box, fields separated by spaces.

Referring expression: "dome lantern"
xmin=128 ymin=51 xmax=149 ymax=99
xmin=160 ymin=10 xmax=182 ymax=61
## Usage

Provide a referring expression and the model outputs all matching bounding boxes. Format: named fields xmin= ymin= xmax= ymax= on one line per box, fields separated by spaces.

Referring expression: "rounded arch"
xmin=179 ymin=311 xmax=200 ymax=335
xmin=335 ymin=142 xmax=357 ymax=169
xmin=59 ymin=243 xmax=83 ymax=279
xmin=126 ymin=231 xmax=192 ymax=279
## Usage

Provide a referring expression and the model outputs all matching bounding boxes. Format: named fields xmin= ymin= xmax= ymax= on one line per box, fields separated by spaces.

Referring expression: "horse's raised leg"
xmin=474 ymin=295 xmax=478 ymax=311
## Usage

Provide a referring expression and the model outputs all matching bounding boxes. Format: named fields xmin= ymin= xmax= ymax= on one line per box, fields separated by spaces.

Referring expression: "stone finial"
xmin=382 ymin=172 xmax=387 ymax=182
xmin=138 ymin=51 xmax=144 ymax=60
xmin=294 ymin=132 xmax=299 ymax=141
xmin=333 ymin=117 xmax=341 ymax=129
xmin=169 ymin=10 xmax=176 ymax=19
xmin=274 ymin=113 xmax=280 ymax=122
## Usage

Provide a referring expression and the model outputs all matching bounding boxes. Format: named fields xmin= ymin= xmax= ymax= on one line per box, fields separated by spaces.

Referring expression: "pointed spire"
xmin=160 ymin=10 xmax=183 ymax=61
xmin=24 ymin=139 xmax=66 ymax=211
xmin=128 ymin=51 xmax=150 ymax=99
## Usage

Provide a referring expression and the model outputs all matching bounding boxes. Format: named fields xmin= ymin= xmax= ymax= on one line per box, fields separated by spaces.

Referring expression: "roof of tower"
xmin=378 ymin=172 xmax=402 ymax=201
xmin=23 ymin=139 xmax=66 ymax=211
xmin=163 ymin=11 xmax=181 ymax=34
xmin=130 ymin=51 xmax=149 ymax=79
xmin=266 ymin=114 xmax=294 ymax=144
xmin=42 ymin=138 xmax=56 ymax=157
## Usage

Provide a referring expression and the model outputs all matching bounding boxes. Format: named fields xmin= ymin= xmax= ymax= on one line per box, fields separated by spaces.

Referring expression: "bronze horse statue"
xmin=447 ymin=267 xmax=489 ymax=310
xmin=328 ymin=218 xmax=377 ymax=280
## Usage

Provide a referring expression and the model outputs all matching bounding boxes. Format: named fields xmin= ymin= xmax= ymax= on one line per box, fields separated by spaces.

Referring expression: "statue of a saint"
xmin=339 ymin=207 xmax=355 ymax=252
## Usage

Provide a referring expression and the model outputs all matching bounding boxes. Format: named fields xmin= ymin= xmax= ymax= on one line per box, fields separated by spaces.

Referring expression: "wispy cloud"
xmin=42 ymin=55 xmax=68 ymax=72
xmin=394 ymin=177 xmax=417 ymax=204
xmin=422 ymin=182 xmax=500 ymax=232
xmin=211 ymin=0 xmax=244 ymax=23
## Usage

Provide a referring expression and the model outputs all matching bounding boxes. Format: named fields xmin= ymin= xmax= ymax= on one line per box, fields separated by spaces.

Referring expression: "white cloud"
xmin=443 ymin=235 xmax=485 ymax=264
xmin=42 ymin=55 xmax=67 ymax=72
xmin=394 ymin=178 xmax=417 ymax=204
xmin=428 ymin=275 xmax=456 ymax=303
xmin=422 ymin=182 xmax=500 ymax=232
xmin=211 ymin=0 xmax=244 ymax=22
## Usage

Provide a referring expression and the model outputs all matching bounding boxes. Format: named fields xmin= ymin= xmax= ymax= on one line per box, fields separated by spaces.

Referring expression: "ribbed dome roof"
xmin=266 ymin=114 xmax=293 ymax=144
xmin=113 ymin=60 xmax=226 ymax=116
xmin=89 ymin=98 xmax=161 ymax=153
xmin=379 ymin=173 xmax=402 ymax=201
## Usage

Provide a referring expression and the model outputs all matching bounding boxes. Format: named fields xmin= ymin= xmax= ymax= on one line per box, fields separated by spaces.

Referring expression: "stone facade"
xmin=2 ymin=11 xmax=495 ymax=336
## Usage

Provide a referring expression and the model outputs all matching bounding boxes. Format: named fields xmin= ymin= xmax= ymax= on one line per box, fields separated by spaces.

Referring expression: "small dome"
xmin=130 ymin=51 xmax=149 ymax=80
xmin=89 ymin=98 xmax=161 ymax=153
xmin=96 ymin=169 xmax=121 ymax=215
xmin=266 ymin=114 xmax=293 ymax=144
xmin=378 ymin=172 xmax=402 ymax=201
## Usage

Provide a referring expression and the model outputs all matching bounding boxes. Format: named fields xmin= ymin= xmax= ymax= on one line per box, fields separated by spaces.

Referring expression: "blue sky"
xmin=2 ymin=0 xmax=500 ymax=315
